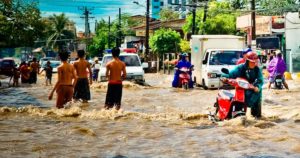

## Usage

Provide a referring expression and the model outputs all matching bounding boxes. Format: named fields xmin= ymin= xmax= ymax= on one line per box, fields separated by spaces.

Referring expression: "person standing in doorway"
xmin=104 ymin=47 xmax=126 ymax=110
xmin=73 ymin=50 xmax=92 ymax=103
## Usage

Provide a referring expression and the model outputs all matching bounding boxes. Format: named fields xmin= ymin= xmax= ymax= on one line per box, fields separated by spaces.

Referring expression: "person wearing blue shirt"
xmin=172 ymin=53 xmax=193 ymax=88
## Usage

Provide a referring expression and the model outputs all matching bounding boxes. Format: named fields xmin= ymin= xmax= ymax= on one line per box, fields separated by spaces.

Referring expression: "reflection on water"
xmin=0 ymin=74 xmax=300 ymax=157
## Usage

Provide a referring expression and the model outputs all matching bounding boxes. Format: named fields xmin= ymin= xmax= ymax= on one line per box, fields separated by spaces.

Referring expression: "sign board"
xmin=237 ymin=14 xmax=272 ymax=35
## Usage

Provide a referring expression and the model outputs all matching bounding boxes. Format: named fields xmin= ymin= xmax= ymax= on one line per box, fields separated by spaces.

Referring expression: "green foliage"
xmin=149 ymin=28 xmax=181 ymax=55
xmin=46 ymin=13 xmax=75 ymax=50
xmin=89 ymin=13 xmax=141 ymax=57
xmin=0 ymin=0 xmax=46 ymax=48
xmin=159 ymin=8 xmax=180 ymax=21
xmin=180 ymin=40 xmax=190 ymax=53
xmin=256 ymin=0 xmax=299 ymax=15
xmin=182 ymin=1 xmax=238 ymax=35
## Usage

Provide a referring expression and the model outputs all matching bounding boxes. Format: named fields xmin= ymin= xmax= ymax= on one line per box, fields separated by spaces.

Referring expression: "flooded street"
xmin=0 ymin=74 xmax=300 ymax=157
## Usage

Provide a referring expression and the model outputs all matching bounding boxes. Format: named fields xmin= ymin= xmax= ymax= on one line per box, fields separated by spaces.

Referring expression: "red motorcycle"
xmin=176 ymin=66 xmax=193 ymax=90
xmin=209 ymin=68 xmax=255 ymax=121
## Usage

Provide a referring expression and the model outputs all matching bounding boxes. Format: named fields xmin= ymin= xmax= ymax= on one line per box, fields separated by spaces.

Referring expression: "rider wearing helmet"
xmin=172 ymin=53 xmax=193 ymax=88
xmin=222 ymin=51 xmax=263 ymax=118
xmin=236 ymin=47 xmax=252 ymax=65
xmin=267 ymin=50 xmax=289 ymax=90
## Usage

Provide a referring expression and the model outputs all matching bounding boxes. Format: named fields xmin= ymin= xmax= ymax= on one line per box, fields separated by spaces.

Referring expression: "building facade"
xmin=151 ymin=0 xmax=188 ymax=19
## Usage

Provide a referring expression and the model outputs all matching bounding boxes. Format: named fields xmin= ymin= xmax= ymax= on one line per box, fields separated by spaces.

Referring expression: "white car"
xmin=98 ymin=53 xmax=148 ymax=82
xmin=42 ymin=60 xmax=61 ymax=73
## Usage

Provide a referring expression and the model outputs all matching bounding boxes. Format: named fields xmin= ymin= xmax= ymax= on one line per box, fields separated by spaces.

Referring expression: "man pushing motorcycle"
xmin=221 ymin=51 xmax=263 ymax=118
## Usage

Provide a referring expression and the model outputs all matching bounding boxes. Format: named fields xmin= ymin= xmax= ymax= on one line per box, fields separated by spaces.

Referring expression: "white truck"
xmin=190 ymin=35 xmax=245 ymax=89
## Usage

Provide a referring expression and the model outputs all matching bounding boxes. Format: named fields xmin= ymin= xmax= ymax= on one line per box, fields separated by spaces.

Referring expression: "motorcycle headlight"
xmin=238 ymin=80 xmax=249 ymax=89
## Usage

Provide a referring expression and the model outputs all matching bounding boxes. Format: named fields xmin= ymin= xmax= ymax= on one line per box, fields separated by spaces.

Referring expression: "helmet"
xmin=180 ymin=53 xmax=188 ymax=57
xmin=275 ymin=50 xmax=281 ymax=55
xmin=242 ymin=48 xmax=252 ymax=55
xmin=246 ymin=51 xmax=258 ymax=62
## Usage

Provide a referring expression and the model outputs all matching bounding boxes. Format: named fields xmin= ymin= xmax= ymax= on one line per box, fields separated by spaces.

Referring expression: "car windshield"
xmin=209 ymin=51 xmax=242 ymax=65
xmin=43 ymin=61 xmax=60 ymax=68
xmin=101 ymin=55 xmax=141 ymax=67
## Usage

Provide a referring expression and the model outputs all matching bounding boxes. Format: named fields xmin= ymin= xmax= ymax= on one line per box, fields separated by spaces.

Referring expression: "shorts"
xmin=73 ymin=78 xmax=91 ymax=100
xmin=56 ymin=85 xmax=73 ymax=108
xmin=105 ymin=83 xmax=123 ymax=109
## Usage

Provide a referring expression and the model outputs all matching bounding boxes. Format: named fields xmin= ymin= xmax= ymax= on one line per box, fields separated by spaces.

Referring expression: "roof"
xmin=132 ymin=19 xmax=186 ymax=30
xmin=191 ymin=35 xmax=244 ymax=39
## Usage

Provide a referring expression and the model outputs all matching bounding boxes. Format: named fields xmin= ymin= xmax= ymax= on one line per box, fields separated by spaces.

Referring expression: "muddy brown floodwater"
xmin=0 ymin=73 xmax=300 ymax=157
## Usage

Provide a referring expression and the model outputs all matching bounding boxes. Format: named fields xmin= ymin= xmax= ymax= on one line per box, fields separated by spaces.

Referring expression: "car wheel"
xmin=202 ymin=79 xmax=208 ymax=90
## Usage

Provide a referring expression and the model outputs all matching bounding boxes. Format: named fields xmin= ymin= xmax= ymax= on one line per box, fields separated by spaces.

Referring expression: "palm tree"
xmin=46 ymin=13 xmax=74 ymax=51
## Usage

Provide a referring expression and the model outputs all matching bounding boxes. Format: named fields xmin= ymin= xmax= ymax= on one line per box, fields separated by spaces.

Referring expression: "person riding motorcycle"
xmin=266 ymin=50 xmax=289 ymax=90
xmin=172 ymin=53 xmax=193 ymax=88
xmin=221 ymin=52 xmax=263 ymax=118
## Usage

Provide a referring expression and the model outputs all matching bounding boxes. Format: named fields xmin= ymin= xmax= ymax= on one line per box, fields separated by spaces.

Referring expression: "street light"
xmin=133 ymin=0 xmax=149 ymax=61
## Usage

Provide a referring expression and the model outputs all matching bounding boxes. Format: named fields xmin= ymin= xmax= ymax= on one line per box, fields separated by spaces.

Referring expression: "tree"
xmin=180 ymin=39 xmax=190 ymax=53
xmin=0 ymin=0 xmax=46 ymax=48
xmin=149 ymin=28 xmax=181 ymax=55
xmin=46 ymin=13 xmax=75 ymax=51
xmin=256 ymin=0 xmax=299 ymax=15
xmin=159 ymin=8 xmax=180 ymax=21
xmin=182 ymin=1 xmax=238 ymax=35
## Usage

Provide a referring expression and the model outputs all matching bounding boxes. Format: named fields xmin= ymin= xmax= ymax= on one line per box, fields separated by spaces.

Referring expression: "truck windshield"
xmin=102 ymin=55 xmax=141 ymax=67
xmin=209 ymin=51 xmax=242 ymax=65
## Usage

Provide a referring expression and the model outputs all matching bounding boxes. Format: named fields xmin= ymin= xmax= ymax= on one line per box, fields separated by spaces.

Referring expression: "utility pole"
xmin=145 ymin=0 xmax=150 ymax=60
xmin=118 ymin=8 xmax=122 ymax=47
xmin=108 ymin=16 xmax=111 ymax=49
xmin=251 ymin=0 xmax=256 ymax=41
xmin=95 ymin=20 xmax=97 ymax=32
xmin=79 ymin=6 xmax=94 ymax=38
xmin=171 ymin=1 xmax=207 ymax=35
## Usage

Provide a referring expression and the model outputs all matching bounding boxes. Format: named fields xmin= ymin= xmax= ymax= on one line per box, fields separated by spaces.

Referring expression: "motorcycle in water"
xmin=175 ymin=65 xmax=194 ymax=90
xmin=208 ymin=68 xmax=254 ymax=121
xmin=273 ymin=74 xmax=283 ymax=89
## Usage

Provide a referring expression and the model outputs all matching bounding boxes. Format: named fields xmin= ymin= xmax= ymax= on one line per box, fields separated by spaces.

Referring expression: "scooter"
xmin=177 ymin=65 xmax=194 ymax=90
xmin=273 ymin=74 xmax=283 ymax=89
xmin=208 ymin=68 xmax=254 ymax=121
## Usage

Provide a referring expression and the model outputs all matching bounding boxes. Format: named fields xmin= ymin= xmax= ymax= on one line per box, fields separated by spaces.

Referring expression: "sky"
xmin=37 ymin=0 xmax=146 ymax=33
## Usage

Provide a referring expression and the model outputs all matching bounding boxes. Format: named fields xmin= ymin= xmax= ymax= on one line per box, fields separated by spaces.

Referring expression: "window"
xmin=102 ymin=55 xmax=141 ymax=67
xmin=154 ymin=0 xmax=159 ymax=2
xmin=153 ymin=5 xmax=159 ymax=9
xmin=160 ymin=2 xmax=164 ymax=6
xmin=209 ymin=51 xmax=243 ymax=65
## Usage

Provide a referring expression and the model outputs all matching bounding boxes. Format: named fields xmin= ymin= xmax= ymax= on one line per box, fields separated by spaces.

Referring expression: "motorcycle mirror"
xmin=221 ymin=68 xmax=229 ymax=74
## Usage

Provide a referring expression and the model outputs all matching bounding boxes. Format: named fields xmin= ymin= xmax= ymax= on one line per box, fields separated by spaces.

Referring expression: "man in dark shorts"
xmin=48 ymin=52 xmax=77 ymax=108
xmin=40 ymin=61 xmax=53 ymax=86
xmin=104 ymin=47 xmax=126 ymax=110
xmin=73 ymin=50 xmax=92 ymax=103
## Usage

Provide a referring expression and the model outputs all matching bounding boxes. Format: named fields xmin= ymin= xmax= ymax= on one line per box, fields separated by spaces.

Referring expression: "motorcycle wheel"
xmin=182 ymin=82 xmax=188 ymax=90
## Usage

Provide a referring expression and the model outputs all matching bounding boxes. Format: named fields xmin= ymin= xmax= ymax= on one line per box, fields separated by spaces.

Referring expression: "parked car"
xmin=41 ymin=60 xmax=61 ymax=73
xmin=0 ymin=58 xmax=15 ymax=76
xmin=98 ymin=53 xmax=148 ymax=82
xmin=39 ymin=57 xmax=55 ymax=67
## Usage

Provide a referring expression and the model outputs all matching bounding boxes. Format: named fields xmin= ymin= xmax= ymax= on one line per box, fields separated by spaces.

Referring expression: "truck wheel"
xmin=202 ymin=79 xmax=208 ymax=90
